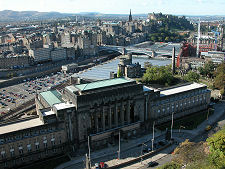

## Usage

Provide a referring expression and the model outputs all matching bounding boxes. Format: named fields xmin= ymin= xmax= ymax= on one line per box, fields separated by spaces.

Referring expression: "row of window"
xmin=156 ymin=91 xmax=208 ymax=105
xmin=1 ymin=148 xmax=62 ymax=168
xmin=0 ymin=128 xmax=62 ymax=145
xmin=0 ymin=138 xmax=59 ymax=159
xmin=153 ymin=95 xmax=208 ymax=117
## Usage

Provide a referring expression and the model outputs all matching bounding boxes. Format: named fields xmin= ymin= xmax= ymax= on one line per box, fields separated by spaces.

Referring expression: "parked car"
xmin=148 ymin=161 xmax=158 ymax=167
xmin=205 ymin=125 xmax=212 ymax=131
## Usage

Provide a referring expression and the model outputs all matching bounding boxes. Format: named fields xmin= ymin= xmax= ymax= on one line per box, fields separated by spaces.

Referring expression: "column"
xmin=115 ymin=104 xmax=118 ymax=127
xmin=95 ymin=113 xmax=98 ymax=133
xmin=127 ymin=100 xmax=130 ymax=124
xmin=121 ymin=103 xmax=124 ymax=126
xmin=102 ymin=107 xmax=105 ymax=131
xmin=108 ymin=106 xmax=112 ymax=129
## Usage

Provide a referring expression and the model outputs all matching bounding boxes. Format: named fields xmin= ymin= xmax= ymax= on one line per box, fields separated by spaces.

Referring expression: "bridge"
xmin=99 ymin=43 xmax=181 ymax=58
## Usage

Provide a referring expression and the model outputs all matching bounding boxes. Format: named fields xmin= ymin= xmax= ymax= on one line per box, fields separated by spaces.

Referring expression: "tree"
xmin=184 ymin=71 xmax=200 ymax=82
xmin=206 ymin=126 xmax=225 ymax=168
xmin=142 ymin=65 xmax=175 ymax=86
xmin=204 ymin=61 xmax=215 ymax=78
xmin=198 ymin=66 xmax=205 ymax=76
xmin=214 ymin=62 xmax=225 ymax=94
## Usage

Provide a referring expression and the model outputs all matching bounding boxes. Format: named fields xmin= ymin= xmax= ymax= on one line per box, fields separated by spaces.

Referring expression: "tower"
xmin=129 ymin=9 xmax=132 ymax=22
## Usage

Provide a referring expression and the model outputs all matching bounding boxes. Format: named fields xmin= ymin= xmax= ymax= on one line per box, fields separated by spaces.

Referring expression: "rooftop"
xmin=42 ymin=110 xmax=55 ymax=116
xmin=160 ymin=83 xmax=206 ymax=97
xmin=72 ymin=78 xmax=134 ymax=92
xmin=0 ymin=118 xmax=43 ymax=135
xmin=40 ymin=90 xmax=62 ymax=107
xmin=53 ymin=102 xmax=75 ymax=110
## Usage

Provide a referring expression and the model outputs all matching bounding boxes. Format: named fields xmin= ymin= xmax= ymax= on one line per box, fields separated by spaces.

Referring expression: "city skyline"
xmin=0 ymin=0 xmax=225 ymax=16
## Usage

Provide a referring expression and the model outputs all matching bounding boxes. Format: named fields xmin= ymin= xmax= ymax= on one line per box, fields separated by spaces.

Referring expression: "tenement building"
xmin=0 ymin=78 xmax=211 ymax=168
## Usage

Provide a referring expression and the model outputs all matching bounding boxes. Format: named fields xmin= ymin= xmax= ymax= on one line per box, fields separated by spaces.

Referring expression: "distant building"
xmin=129 ymin=9 xmax=133 ymax=22
xmin=0 ymin=55 xmax=32 ymax=69
xmin=118 ymin=53 xmax=142 ymax=78
xmin=29 ymin=48 xmax=51 ymax=63
xmin=51 ymin=48 xmax=67 ymax=62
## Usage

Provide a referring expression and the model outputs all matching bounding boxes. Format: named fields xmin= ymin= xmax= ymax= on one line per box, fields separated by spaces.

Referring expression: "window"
xmin=44 ymin=143 xmax=47 ymax=149
xmin=18 ymin=146 xmax=23 ymax=155
xmin=27 ymin=144 xmax=31 ymax=152
xmin=51 ymin=138 xmax=55 ymax=146
xmin=1 ymin=151 xmax=6 ymax=159
xmin=35 ymin=142 xmax=39 ymax=150
xmin=10 ymin=148 xmax=14 ymax=157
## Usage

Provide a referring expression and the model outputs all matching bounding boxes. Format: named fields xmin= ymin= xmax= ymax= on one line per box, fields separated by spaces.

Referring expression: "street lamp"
xmin=207 ymin=108 xmax=210 ymax=121
xmin=118 ymin=130 xmax=120 ymax=160
xmin=152 ymin=121 xmax=155 ymax=151
xmin=171 ymin=112 xmax=174 ymax=140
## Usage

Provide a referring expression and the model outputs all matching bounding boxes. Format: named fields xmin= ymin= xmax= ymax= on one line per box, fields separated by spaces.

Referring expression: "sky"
xmin=0 ymin=0 xmax=225 ymax=15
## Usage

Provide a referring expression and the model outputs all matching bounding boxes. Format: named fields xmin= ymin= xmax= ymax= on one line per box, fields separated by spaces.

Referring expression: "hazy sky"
xmin=0 ymin=0 xmax=225 ymax=15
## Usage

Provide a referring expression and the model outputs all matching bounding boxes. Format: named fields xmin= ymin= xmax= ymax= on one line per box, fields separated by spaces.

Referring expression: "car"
xmin=205 ymin=125 xmax=212 ymax=131
xmin=148 ymin=161 xmax=159 ymax=167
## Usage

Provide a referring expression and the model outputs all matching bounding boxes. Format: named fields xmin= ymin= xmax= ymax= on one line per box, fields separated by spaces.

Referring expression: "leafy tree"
xmin=198 ymin=66 xmax=205 ymax=76
xmin=213 ymin=62 xmax=225 ymax=94
xmin=184 ymin=71 xmax=200 ymax=82
xmin=206 ymin=126 xmax=225 ymax=168
xmin=204 ymin=61 xmax=215 ymax=78
xmin=142 ymin=65 xmax=175 ymax=86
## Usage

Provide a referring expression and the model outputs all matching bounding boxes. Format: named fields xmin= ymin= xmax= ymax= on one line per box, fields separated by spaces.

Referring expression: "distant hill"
xmin=0 ymin=10 xmax=73 ymax=21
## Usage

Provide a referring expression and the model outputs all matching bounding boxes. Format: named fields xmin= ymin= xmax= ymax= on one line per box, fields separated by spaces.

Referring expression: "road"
xmin=62 ymin=135 xmax=169 ymax=169
xmin=139 ymin=154 xmax=173 ymax=169
xmin=194 ymin=104 xmax=225 ymax=142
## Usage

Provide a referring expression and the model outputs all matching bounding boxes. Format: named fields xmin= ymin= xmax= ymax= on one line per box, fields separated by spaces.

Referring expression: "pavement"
xmin=55 ymin=101 xmax=225 ymax=169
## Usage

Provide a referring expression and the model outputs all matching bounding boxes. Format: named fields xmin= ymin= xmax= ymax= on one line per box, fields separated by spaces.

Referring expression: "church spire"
xmin=129 ymin=9 xmax=132 ymax=22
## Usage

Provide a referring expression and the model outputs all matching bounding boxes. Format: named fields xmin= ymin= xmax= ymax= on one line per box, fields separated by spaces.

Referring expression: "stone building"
xmin=0 ymin=55 xmax=33 ymax=69
xmin=0 ymin=78 xmax=211 ymax=169
xmin=62 ymin=78 xmax=147 ymax=148
xmin=0 ymin=90 xmax=70 ymax=169
xmin=118 ymin=53 xmax=142 ymax=78
xmin=76 ymin=31 xmax=98 ymax=57
xmin=149 ymin=83 xmax=211 ymax=125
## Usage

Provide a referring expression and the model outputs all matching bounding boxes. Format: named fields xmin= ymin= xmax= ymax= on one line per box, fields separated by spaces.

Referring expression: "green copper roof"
xmin=40 ymin=90 xmax=62 ymax=107
xmin=75 ymin=78 xmax=134 ymax=92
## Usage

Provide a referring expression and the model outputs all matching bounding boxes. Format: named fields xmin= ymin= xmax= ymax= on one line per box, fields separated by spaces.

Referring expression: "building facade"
xmin=0 ymin=78 xmax=211 ymax=168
